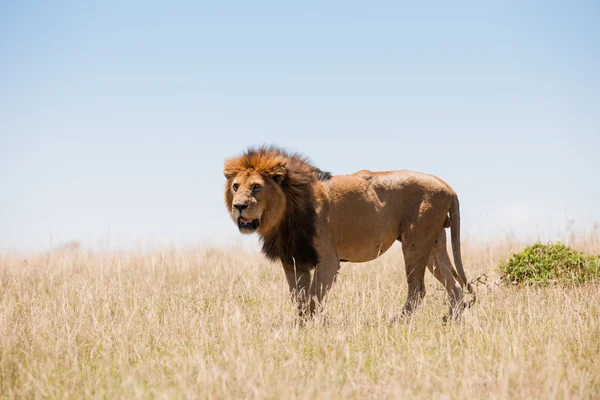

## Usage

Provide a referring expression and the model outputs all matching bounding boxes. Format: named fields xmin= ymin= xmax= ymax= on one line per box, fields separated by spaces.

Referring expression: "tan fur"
xmin=224 ymin=147 xmax=474 ymax=320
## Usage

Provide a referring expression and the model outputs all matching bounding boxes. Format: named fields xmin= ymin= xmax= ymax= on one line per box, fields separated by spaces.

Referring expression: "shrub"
xmin=498 ymin=242 xmax=600 ymax=286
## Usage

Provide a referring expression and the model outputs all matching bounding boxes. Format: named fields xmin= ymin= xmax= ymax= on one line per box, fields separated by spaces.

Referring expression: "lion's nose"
xmin=234 ymin=204 xmax=248 ymax=212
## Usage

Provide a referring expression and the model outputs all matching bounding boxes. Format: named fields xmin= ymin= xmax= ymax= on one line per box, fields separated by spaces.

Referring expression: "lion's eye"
xmin=252 ymin=184 xmax=261 ymax=193
xmin=232 ymin=184 xmax=239 ymax=192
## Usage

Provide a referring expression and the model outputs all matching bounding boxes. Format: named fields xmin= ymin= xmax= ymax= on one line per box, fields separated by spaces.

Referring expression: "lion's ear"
xmin=223 ymin=169 xmax=237 ymax=180
xmin=270 ymin=166 xmax=287 ymax=185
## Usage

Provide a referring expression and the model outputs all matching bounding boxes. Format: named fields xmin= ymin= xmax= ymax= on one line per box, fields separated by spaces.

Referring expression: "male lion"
xmin=224 ymin=146 xmax=474 ymax=320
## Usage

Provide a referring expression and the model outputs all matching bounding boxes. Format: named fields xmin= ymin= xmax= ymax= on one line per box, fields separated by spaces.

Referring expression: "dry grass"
xmin=1 ymin=237 xmax=599 ymax=399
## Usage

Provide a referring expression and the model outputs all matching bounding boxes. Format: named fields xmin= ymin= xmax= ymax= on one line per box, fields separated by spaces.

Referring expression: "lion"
xmin=224 ymin=146 xmax=474 ymax=320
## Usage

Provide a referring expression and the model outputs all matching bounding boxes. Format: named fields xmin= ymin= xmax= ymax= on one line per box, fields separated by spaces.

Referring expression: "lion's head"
xmin=223 ymin=146 xmax=331 ymax=265
xmin=224 ymin=161 xmax=287 ymax=235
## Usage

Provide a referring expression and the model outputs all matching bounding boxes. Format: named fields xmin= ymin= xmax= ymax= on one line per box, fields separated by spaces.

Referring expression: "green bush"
xmin=498 ymin=242 xmax=600 ymax=286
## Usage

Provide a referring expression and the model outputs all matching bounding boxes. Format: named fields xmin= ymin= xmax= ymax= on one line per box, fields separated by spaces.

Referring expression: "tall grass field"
xmin=1 ymin=236 xmax=599 ymax=399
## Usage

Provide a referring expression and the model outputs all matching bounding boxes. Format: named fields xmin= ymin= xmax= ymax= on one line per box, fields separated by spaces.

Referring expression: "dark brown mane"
xmin=225 ymin=146 xmax=331 ymax=267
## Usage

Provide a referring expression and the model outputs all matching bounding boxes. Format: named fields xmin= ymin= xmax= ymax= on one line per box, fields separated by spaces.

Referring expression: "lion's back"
xmin=337 ymin=169 xmax=455 ymax=198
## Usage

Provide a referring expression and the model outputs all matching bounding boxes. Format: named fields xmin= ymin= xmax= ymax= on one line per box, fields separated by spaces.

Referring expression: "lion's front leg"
xmin=283 ymin=263 xmax=312 ymax=317
xmin=309 ymin=251 xmax=340 ymax=315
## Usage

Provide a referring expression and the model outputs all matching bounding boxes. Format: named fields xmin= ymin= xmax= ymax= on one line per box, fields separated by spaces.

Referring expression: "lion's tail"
xmin=449 ymin=194 xmax=475 ymax=303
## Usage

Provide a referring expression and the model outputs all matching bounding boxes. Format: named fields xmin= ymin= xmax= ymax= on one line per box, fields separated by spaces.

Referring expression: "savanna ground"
xmin=1 ymin=234 xmax=599 ymax=399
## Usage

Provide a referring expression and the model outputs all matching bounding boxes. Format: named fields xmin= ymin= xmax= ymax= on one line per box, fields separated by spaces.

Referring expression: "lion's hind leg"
xmin=399 ymin=240 xmax=429 ymax=318
xmin=428 ymin=229 xmax=465 ymax=320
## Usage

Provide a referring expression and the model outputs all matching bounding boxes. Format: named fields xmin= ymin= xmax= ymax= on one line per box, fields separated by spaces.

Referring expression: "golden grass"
xmin=1 ymin=238 xmax=599 ymax=399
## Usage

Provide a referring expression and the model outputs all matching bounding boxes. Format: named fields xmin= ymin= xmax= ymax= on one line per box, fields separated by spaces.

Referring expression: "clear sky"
xmin=1 ymin=1 xmax=599 ymax=251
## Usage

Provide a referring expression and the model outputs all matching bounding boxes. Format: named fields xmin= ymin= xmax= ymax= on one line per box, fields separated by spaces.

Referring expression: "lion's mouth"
xmin=238 ymin=216 xmax=260 ymax=231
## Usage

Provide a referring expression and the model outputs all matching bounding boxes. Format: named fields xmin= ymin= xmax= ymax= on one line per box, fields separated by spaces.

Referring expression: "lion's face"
xmin=225 ymin=169 xmax=286 ymax=235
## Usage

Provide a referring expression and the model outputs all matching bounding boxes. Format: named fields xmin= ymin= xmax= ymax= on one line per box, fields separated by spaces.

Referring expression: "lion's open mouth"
xmin=238 ymin=217 xmax=260 ymax=231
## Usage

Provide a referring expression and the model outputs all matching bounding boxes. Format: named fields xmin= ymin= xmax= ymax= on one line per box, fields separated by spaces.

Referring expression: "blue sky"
xmin=1 ymin=1 xmax=599 ymax=251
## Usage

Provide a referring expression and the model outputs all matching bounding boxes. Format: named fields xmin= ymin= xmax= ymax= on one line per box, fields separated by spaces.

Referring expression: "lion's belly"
xmin=336 ymin=235 xmax=397 ymax=263
xmin=328 ymin=199 xmax=401 ymax=263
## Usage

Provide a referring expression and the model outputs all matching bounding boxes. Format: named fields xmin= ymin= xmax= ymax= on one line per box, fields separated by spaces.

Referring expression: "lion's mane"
xmin=224 ymin=146 xmax=331 ymax=267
